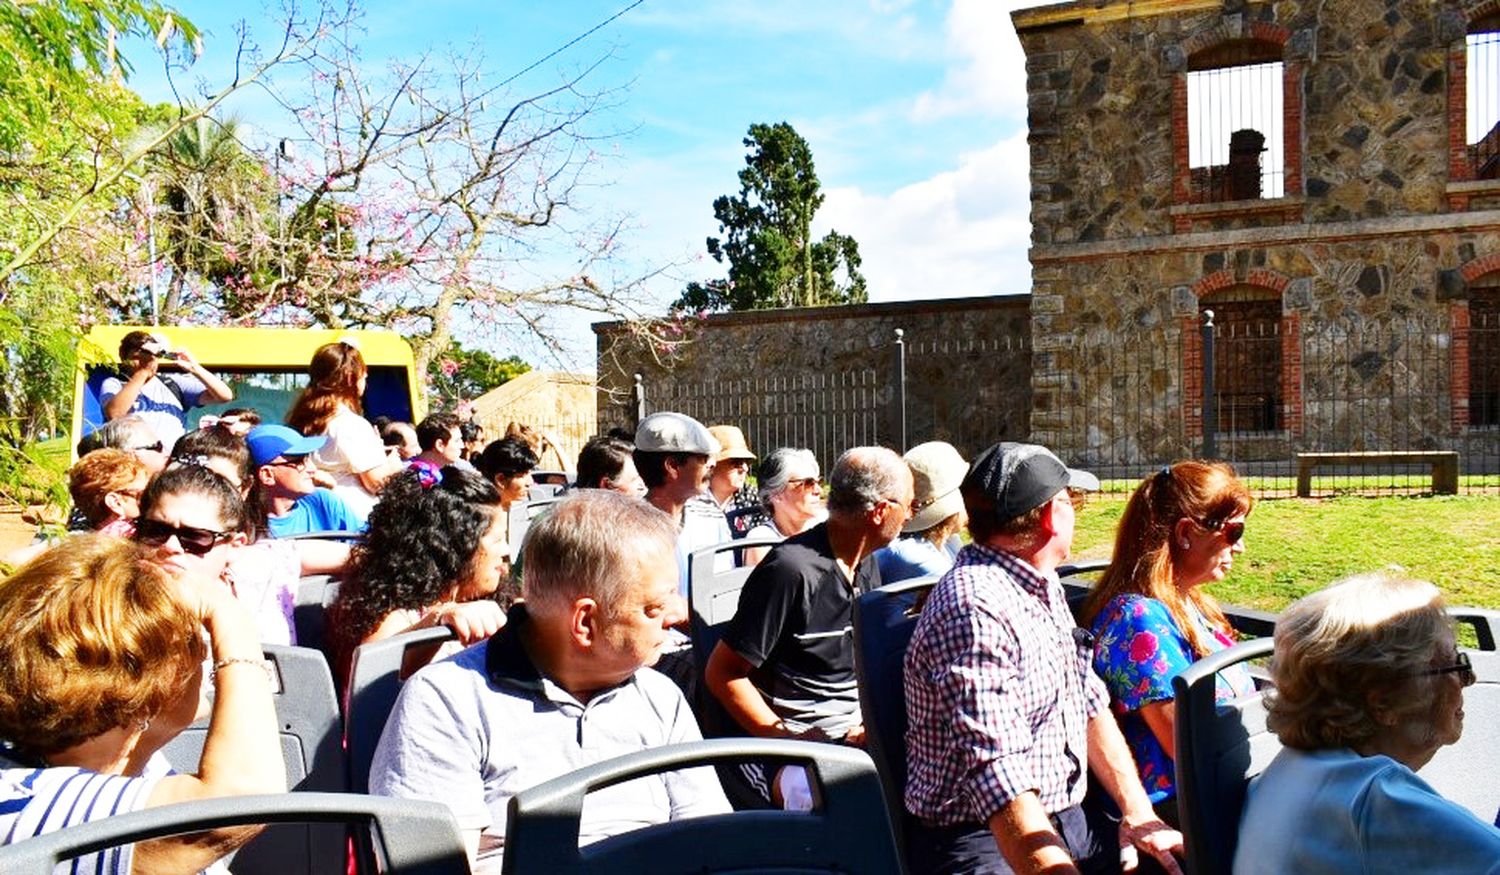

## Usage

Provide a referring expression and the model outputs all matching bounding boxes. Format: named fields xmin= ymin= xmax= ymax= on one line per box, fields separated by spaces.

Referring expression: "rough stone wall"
xmin=594 ymin=297 xmax=1033 ymax=460
xmin=1015 ymin=0 xmax=1500 ymax=467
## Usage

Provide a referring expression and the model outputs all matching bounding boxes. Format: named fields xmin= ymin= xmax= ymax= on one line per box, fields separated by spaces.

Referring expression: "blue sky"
xmin=129 ymin=0 xmax=1065 ymax=366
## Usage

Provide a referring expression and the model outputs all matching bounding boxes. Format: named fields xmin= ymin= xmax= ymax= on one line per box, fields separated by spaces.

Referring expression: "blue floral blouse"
xmin=1090 ymin=594 xmax=1257 ymax=803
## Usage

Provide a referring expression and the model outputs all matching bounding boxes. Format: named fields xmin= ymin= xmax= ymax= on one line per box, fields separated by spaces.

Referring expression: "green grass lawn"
xmin=1071 ymin=495 xmax=1500 ymax=611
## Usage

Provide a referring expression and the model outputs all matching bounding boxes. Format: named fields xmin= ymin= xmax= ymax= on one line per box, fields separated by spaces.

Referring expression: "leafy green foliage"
xmin=675 ymin=122 xmax=866 ymax=312
xmin=0 ymin=0 xmax=198 ymax=152
xmin=427 ymin=341 xmax=531 ymax=409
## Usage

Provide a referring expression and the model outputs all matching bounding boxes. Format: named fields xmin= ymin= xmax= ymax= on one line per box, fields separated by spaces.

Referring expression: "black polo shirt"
xmin=720 ymin=522 xmax=881 ymax=733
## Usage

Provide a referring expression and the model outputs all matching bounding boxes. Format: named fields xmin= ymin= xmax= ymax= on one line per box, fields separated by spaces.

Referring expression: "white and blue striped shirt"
xmin=0 ymin=761 xmax=160 ymax=875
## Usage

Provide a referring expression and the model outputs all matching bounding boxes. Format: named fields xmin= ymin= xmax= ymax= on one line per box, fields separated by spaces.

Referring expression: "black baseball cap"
xmin=963 ymin=442 xmax=1100 ymax=525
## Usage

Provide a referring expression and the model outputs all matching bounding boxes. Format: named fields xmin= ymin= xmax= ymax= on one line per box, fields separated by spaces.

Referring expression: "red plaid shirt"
xmin=904 ymin=542 xmax=1108 ymax=824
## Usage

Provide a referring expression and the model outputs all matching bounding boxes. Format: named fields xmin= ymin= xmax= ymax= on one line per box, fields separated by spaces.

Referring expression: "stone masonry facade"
xmin=1014 ymin=0 xmax=1500 ymax=468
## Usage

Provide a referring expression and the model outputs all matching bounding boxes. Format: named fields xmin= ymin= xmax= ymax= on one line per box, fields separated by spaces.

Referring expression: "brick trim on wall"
xmin=1181 ymin=270 xmax=1304 ymax=440
xmin=1452 ymin=299 xmax=1472 ymax=431
xmin=1448 ymin=45 xmax=1472 ymax=186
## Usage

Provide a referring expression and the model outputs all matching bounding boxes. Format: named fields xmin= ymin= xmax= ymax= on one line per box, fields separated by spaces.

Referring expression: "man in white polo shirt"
xmin=369 ymin=490 xmax=730 ymax=872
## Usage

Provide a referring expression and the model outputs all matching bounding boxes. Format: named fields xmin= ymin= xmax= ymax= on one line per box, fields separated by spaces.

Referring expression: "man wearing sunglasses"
xmin=904 ymin=442 xmax=1185 ymax=875
xmin=248 ymin=424 xmax=364 ymax=539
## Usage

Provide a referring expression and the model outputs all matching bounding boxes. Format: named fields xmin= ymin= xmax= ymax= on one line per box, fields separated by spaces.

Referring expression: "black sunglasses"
xmin=1417 ymin=651 xmax=1477 ymax=687
xmin=263 ymin=453 xmax=310 ymax=468
xmin=129 ymin=441 xmax=165 ymax=454
xmin=1201 ymin=519 xmax=1246 ymax=546
xmin=136 ymin=519 xmax=236 ymax=556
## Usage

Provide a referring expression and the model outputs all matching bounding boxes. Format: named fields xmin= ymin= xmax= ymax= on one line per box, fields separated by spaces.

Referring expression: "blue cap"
xmin=247 ymin=424 xmax=328 ymax=467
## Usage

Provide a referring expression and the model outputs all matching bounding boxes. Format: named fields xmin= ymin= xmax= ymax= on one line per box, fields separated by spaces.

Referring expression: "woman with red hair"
xmin=286 ymin=340 xmax=400 ymax=520
xmin=1079 ymin=460 xmax=1258 ymax=820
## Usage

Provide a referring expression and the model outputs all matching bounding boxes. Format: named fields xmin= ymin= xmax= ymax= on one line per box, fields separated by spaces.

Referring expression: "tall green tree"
xmin=139 ymin=113 xmax=279 ymax=319
xmin=674 ymin=122 xmax=866 ymax=312
xmin=427 ymin=341 xmax=531 ymax=410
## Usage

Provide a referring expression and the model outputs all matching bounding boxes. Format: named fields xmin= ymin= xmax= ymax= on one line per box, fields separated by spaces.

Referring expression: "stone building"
xmin=1013 ymin=0 xmax=1500 ymax=471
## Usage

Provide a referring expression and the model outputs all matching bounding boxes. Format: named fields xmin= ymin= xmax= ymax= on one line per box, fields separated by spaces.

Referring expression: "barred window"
xmin=1471 ymin=282 xmax=1500 ymax=427
xmin=1187 ymin=41 xmax=1285 ymax=203
xmin=1204 ymin=288 xmax=1283 ymax=433
xmin=1470 ymin=18 xmax=1500 ymax=181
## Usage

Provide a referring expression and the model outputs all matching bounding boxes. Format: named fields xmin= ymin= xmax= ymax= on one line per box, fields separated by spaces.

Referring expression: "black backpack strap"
xmin=153 ymin=373 xmax=188 ymax=409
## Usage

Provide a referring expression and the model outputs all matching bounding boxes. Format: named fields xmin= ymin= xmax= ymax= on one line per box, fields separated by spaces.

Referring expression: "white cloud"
xmin=911 ymin=0 xmax=1068 ymax=122
xmin=816 ymin=130 xmax=1034 ymax=301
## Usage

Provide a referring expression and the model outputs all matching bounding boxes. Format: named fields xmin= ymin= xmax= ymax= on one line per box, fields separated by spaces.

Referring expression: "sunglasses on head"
xmin=129 ymin=441 xmax=164 ymax=454
xmin=135 ymin=518 xmax=236 ymax=556
xmin=1200 ymin=518 xmax=1246 ymax=545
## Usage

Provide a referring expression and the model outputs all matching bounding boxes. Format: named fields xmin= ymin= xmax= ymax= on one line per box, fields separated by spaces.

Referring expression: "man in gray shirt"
xmin=369 ymin=490 xmax=731 ymax=871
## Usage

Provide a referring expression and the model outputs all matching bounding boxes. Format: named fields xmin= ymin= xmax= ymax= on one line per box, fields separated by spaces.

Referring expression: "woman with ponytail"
xmin=285 ymin=340 xmax=401 ymax=520
xmin=1079 ymin=460 xmax=1258 ymax=818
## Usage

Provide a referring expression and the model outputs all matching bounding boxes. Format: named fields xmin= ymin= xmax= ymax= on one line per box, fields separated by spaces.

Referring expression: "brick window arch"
xmin=1181 ymin=270 xmax=1303 ymax=441
xmin=1172 ymin=23 xmax=1303 ymax=217
xmin=1452 ymin=255 xmax=1500 ymax=429
xmin=1448 ymin=5 xmax=1500 ymax=190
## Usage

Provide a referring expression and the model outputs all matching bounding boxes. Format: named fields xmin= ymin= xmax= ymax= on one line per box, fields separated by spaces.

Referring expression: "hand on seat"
xmin=1118 ymin=814 xmax=1184 ymax=875
xmin=430 ymin=600 xmax=506 ymax=644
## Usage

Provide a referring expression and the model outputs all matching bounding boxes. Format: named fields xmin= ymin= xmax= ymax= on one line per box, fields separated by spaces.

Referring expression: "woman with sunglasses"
xmin=68 ymin=448 xmax=150 ymax=538
xmin=743 ymin=447 xmax=826 ymax=568
xmin=1078 ymin=460 xmax=1257 ymax=820
xmin=138 ymin=456 xmax=343 ymax=648
xmin=327 ymin=466 xmax=507 ymax=688
xmin=1235 ymin=573 xmax=1498 ymax=873
xmin=163 ymin=429 xmax=349 ymax=645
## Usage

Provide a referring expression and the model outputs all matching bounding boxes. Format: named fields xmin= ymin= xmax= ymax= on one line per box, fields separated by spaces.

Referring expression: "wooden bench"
xmin=1295 ymin=450 xmax=1459 ymax=497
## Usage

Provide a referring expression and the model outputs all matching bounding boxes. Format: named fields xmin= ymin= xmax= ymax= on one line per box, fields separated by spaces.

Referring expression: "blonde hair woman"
xmin=1235 ymin=573 xmax=1499 ymax=873
xmin=0 ymin=536 xmax=284 ymax=874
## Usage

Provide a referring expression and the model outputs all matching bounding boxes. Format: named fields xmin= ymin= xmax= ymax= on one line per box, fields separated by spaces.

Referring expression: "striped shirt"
xmin=904 ymin=543 xmax=1108 ymax=825
xmin=0 ymin=761 xmax=160 ymax=874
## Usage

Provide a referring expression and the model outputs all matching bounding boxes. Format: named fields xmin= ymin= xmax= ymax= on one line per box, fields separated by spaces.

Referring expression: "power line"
xmin=496 ymin=0 xmax=646 ymax=89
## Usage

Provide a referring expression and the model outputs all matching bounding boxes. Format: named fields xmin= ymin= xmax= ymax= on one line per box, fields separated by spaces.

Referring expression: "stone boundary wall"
xmin=593 ymin=296 xmax=1033 ymax=460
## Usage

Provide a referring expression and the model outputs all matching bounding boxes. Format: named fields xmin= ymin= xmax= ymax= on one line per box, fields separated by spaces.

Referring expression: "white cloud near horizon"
xmin=805 ymin=0 xmax=1069 ymax=304
xmin=818 ymin=131 xmax=1034 ymax=301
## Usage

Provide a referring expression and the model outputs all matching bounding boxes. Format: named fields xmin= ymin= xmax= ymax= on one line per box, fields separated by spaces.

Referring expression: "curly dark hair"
xmin=329 ymin=466 xmax=501 ymax=680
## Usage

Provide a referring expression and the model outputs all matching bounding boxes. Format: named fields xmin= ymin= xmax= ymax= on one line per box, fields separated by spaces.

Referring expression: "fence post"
xmin=893 ymin=328 xmax=908 ymax=451
xmin=631 ymin=373 xmax=646 ymax=428
xmin=1201 ymin=310 xmax=1217 ymax=459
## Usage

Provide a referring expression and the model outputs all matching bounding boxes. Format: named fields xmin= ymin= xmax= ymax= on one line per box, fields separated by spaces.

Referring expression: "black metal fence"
xmin=626 ymin=314 xmax=1500 ymax=499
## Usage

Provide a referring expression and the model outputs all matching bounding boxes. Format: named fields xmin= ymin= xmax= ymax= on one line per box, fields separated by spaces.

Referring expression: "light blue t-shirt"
xmin=265 ymin=488 xmax=365 ymax=539
xmin=1234 ymin=747 xmax=1500 ymax=874
xmin=873 ymin=535 xmax=956 ymax=584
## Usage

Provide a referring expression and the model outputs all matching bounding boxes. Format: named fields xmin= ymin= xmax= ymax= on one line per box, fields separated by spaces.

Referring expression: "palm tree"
xmin=140 ymin=113 xmax=274 ymax=319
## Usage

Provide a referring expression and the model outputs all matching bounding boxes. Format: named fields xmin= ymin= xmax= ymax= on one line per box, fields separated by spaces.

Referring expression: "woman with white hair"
xmin=1234 ymin=572 xmax=1500 ymax=874
xmin=742 ymin=447 xmax=826 ymax=567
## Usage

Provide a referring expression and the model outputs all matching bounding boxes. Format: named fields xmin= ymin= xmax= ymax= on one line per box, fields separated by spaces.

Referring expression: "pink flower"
xmin=1128 ymin=631 xmax=1159 ymax=663
xmin=439 ymin=358 xmax=459 ymax=377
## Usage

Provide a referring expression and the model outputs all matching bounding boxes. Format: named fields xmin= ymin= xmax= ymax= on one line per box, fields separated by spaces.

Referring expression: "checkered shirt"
xmin=903 ymin=542 xmax=1108 ymax=824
